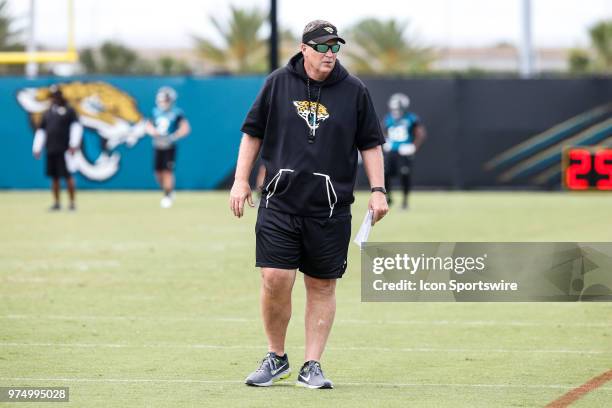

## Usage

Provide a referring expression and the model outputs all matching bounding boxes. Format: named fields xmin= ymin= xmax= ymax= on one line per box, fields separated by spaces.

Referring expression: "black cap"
xmin=49 ymin=84 xmax=62 ymax=97
xmin=302 ymin=20 xmax=345 ymax=45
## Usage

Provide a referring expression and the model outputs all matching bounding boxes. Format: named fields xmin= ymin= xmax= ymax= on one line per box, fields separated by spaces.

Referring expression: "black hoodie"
xmin=241 ymin=52 xmax=384 ymax=218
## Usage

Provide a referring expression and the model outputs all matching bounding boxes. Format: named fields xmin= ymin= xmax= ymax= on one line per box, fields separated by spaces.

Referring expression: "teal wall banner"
xmin=1 ymin=77 xmax=610 ymax=189
xmin=1 ymin=76 xmax=264 ymax=189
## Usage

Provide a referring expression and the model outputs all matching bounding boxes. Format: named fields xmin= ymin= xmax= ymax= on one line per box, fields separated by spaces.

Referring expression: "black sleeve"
xmin=240 ymin=78 xmax=272 ymax=139
xmin=356 ymin=87 xmax=385 ymax=150
xmin=68 ymin=107 xmax=78 ymax=124
xmin=176 ymin=108 xmax=186 ymax=124
xmin=409 ymin=114 xmax=422 ymax=134
xmin=38 ymin=111 xmax=48 ymax=130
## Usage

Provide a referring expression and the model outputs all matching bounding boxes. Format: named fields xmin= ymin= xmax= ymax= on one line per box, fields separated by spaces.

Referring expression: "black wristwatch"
xmin=371 ymin=187 xmax=387 ymax=194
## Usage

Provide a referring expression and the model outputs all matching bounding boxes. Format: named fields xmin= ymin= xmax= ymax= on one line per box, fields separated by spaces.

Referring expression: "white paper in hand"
xmin=64 ymin=151 xmax=78 ymax=174
xmin=398 ymin=143 xmax=416 ymax=156
xmin=353 ymin=210 xmax=373 ymax=248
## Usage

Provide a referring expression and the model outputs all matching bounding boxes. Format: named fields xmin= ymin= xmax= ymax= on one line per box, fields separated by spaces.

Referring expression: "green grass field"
xmin=1 ymin=191 xmax=611 ymax=407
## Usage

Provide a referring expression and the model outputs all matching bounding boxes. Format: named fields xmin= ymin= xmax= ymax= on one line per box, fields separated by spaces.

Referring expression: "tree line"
xmin=0 ymin=1 xmax=610 ymax=76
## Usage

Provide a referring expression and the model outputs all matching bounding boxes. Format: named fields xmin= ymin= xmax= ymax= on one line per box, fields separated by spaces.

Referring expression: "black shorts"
xmin=154 ymin=148 xmax=176 ymax=171
xmin=46 ymin=152 xmax=70 ymax=179
xmin=255 ymin=208 xmax=351 ymax=279
xmin=385 ymin=151 xmax=413 ymax=177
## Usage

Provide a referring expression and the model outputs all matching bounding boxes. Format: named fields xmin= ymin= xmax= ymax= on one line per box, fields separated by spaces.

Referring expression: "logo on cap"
xmin=324 ymin=27 xmax=334 ymax=33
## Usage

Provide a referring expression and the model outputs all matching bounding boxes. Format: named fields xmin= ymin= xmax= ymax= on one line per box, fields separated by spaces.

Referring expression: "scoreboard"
xmin=563 ymin=147 xmax=612 ymax=191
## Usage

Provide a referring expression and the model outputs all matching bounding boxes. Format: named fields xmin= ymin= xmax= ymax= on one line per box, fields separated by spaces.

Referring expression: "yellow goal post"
xmin=0 ymin=0 xmax=78 ymax=64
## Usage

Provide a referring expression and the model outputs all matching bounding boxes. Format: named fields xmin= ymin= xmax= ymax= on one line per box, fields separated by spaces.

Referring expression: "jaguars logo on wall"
xmin=293 ymin=100 xmax=329 ymax=136
xmin=17 ymin=81 xmax=146 ymax=181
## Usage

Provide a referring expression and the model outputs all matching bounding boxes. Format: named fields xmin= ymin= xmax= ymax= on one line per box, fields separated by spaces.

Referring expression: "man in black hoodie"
xmin=32 ymin=85 xmax=82 ymax=211
xmin=230 ymin=20 xmax=388 ymax=389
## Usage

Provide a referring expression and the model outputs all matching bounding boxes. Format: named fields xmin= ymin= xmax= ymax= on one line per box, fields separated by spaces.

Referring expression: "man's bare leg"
xmin=51 ymin=178 xmax=60 ymax=206
xmin=260 ymin=267 xmax=296 ymax=355
xmin=162 ymin=170 xmax=174 ymax=196
xmin=304 ymin=275 xmax=336 ymax=362
xmin=66 ymin=176 xmax=76 ymax=206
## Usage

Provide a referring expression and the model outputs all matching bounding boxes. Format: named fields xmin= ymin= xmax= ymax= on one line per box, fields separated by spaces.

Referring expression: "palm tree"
xmin=279 ymin=28 xmax=299 ymax=63
xmin=568 ymin=48 xmax=591 ymax=74
xmin=344 ymin=18 xmax=434 ymax=75
xmin=589 ymin=20 xmax=612 ymax=72
xmin=567 ymin=19 xmax=612 ymax=74
xmin=156 ymin=56 xmax=191 ymax=75
xmin=0 ymin=0 xmax=24 ymax=74
xmin=194 ymin=6 xmax=268 ymax=73
xmin=80 ymin=41 xmax=157 ymax=74
xmin=193 ymin=5 xmax=299 ymax=74
xmin=0 ymin=0 xmax=22 ymax=51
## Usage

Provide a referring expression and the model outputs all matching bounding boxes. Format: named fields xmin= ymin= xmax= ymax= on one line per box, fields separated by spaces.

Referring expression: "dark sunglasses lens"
xmin=313 ymin=44 xmax=340 ymax=53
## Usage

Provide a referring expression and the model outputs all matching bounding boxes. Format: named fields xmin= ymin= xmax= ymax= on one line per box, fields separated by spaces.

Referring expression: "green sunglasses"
xmin=309 ymin=43 xmax=341 ymax=53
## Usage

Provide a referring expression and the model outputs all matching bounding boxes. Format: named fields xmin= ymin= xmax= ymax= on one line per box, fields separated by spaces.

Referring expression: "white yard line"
xmin=0 ymin=342 xmax=608 ymax=354
xmin=1 ymin=314 xmax=609 ymax=328
xmin=0 ymin=377 xmax=610 ymax=391
xmin=0 ymin=314 xmax=255 ymax=322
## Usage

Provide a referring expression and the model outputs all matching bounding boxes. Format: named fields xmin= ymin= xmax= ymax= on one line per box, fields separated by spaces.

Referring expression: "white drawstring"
xmin=264 ymin=170 xmax=337 ymax=217
xmin=265 ymin=169 xmax=294 ymax=208
xmin=313 ymin=173 xmax=338 ymax=218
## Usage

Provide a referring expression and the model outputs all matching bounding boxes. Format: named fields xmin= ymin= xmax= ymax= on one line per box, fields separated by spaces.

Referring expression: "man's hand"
xmin=33 ymin=152 xmax=40 ymax=160
xmin=145 ymin=121 xmax=160 ymax=138
xmin=369 ymin=191 xmax=389 ymax=226
xmin=229 ymin=179 xmax=255 ymax=218
xmin=68 ymin=147 xmax=77 ymax=155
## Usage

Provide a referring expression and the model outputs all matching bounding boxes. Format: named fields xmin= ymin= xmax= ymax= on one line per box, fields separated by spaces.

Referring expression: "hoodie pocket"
xmin=313 ymin=172 xmax=338 ymax=218
xmin=263 ymin=168 xmax=294 ymax=208
xmin=263 ymin=169 xmax=343 ymax=217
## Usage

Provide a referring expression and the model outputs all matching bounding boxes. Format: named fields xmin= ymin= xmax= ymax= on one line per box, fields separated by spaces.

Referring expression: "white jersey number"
xmin=388 ymin=125 xmax=409 ymax=143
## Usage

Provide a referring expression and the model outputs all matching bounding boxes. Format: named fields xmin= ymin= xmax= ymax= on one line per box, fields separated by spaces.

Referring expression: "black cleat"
xmin=245 ymin=352 xmax=291 ymax=387
xmin=296 ymin=360 xmax=333 ymax=389
xmin=49 ymin=203 xmax=61 ymax=212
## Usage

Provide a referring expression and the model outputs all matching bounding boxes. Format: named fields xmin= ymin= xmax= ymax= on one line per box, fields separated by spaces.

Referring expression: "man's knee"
xmin=304 ymin=275 xmax=336 ymax=297
xmin=261 ymin=268 xmax=295 ymax=294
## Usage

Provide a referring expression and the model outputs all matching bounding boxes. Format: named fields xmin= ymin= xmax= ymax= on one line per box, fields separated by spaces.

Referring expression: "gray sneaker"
xmin=245 ymin=352 xmax=290 ymax=387
xmin=296 ymin=360 xmax=333 ymax=389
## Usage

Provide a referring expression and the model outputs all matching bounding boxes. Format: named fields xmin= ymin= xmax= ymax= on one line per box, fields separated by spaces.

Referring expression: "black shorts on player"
xmin=384 ymin=150 xmax=414 ymax=207
xmin=385 ymin=150 xmax=413 ymax=179
xmin=46 ymin=152 xmax=70 ymax=179
xmin=255 ymin=208 xmax=351 ymax=279
xmin=154 ymin=148 xmax=176 ymax=171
